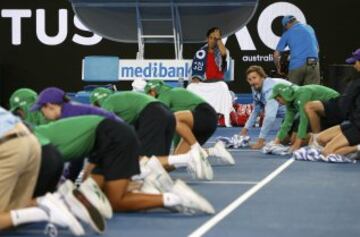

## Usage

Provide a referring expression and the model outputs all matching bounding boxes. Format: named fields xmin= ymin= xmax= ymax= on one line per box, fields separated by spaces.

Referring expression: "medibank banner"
xmin=119 ymin=60 xmax=192 ymax=80
xmin=82 ymin=59 xmax=234 ymax=81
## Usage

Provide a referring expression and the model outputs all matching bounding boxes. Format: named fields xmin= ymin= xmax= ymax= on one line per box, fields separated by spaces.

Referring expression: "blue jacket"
xmin=276 ymin=23 xmax=319 ymax=70
xmin=244 ymin=78 xmax=292 ymax=139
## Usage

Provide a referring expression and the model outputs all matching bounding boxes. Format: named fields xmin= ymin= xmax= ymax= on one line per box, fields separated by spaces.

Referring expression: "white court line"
xmin=189 ymin=158 xmax=295 ymax=237
xmin=227 ymin=149 xmax=258 ymax=152
xmin=205 ymin=147 xmax=259 ymax=152
xmin=187 ymin=181 xmax=258 ymax=185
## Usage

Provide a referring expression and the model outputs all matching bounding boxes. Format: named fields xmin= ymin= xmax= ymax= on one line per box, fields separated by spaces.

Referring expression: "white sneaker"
xmin=140 ymin=156 xmax=174 ymax=194
xmin=171 ymin=179 xmax=215 ymax=215
xmin=197 ymin=146 xmax=214 ymax=180
xmin=57 ymin=179 xmax=75 ymax=196
xmin=187 ymin=148 xmax=202 ymax=180
xmin=212 ymin=141 xmax=235 ymax=165
xmin=132 ymin=157 xmax=151 ymax=181
xmin=38 ymin=193 xmax=85 ymax=236
xmin=79 ymin=177 xmax=113 ymax=219
xmin=188 ymin=146 xmax=214 ymax=180
xmin=64 ymin=188 xmax=106 ymax=234
xmin=140 ymin=175 xmax=162 ymax=194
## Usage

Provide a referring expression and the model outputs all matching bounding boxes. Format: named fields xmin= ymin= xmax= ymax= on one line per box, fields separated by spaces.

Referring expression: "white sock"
xmin=132 ymin=157 xmax=151 ymax=180
xmin=131 ymin=174 xmax=143 ymax=181
xmin=10 ymin=207 xmax=48 ymax=226
xmin=191 ymin=142 xmax=201 ymax=150
xmin=146 ymin=156 xmax=161 ymax=170
xmin=357 ymin=145 xmax=360 ymax=151
xmin=162 ymin=193 xmax=181 ymax=207
xmin=131 ymin=169 xmax=150 ymax=181
xmin=52 ymin=192 xmax=62 ymax=200
xmin=207 ymin=147 xmax=216 ymax=156
xmin=168 ymin=154 xmax=190 ymax=168
xmin=36 ymin=196 xmax=44 ymax=205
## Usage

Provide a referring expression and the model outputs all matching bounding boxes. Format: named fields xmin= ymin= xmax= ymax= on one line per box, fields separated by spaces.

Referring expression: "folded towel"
xmin=293 ymin=147 xmax=324 ymax=161
xmin=324 ymin=154 xmax=356 ymax=163
xmin=262 ymin=142 xmax=291 ymax=156
xmin=293 ymin=146 xmax=356 ymax=163
xmin=216 ymin=135 xmax=251 ymax=149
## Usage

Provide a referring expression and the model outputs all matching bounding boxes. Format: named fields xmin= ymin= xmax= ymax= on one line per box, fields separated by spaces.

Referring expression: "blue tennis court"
xmin=5 ymin=127 xmax=360 ymax=237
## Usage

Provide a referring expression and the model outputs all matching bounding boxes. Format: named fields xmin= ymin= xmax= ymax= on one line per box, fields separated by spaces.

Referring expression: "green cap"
xmin=90 ymin=87 xmax=114 ymax=105
xmin=9 ymin=88 xmax=38 ymax=112
xmin=144 ymin=80 xmax=165 ymax=94
xmin=270 ymin=83 xmax=297 ymax=101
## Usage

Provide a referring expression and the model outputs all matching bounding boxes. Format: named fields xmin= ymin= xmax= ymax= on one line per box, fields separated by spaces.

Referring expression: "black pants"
xmin=33 ymin=144 xmax=64 ymax=197
xmin=66 ymin=156 xmax=86 ymax=182
xmin=135 ymin=102 xmax=176 ymax=156
xmin=192 ymin=103 xmax=218 ymax=145
xmin=341 ymin=121 xmax=360 ymax=146
xmin=91 ymin=119 xmax=140 ymax=181
xmin=321 ymin=98 xmax=346 ymax=130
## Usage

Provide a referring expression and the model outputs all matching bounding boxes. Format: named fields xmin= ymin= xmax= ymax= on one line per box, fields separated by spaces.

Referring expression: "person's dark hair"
xmin=94 ymin=101 xmax=101 ymax=107
xmin=63 ymin=96 xmax=70 ymax=103
xmin=288 ymin=16 xmax=297 ymax=25
xmin=206 ymin=27 xmax=221 ymax=38
xmin=246 ymin=65 xmax=267 ymax=78
xmin=12 ymin=108 xmax=23 ymax=118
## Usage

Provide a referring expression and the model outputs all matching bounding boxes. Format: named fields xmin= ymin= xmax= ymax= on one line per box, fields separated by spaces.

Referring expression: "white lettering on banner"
xmin=0 ymin=2 xmax=306 ymax=49
xmin=257 ymin=2 xmax=306 ymax=49
xmin=119 ymin=60 xmax=192 ymax=80
xmin=235 ymin=27 xmax=256 ymax=51
xmin=36 ymin=9 xmax=68 ymax=45
xmin=0 ymin=9 xmax=102 ymax=46
xmin=1 ymin=9 xmax=31 ymax=45
xmin=72 ymin=16 xmax=102 ymax=45
xmin=190 ymin=2 xmax=306 ymax=51
xmin=242 ymin=54 xmax=274 ymax=62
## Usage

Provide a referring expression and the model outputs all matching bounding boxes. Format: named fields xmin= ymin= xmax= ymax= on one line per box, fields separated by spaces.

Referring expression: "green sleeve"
xmin=24 ymin=109 xmax=48 ymax=126
xmin=158 ymin=94 xmax=171 ymax=108
xmin=101 ymin=101 xmax=114 ymax=113
xmin=32 ymin=112 xmax=48 ymax=126
xmin=277 ymin=106 xmax=296 ymax=141
xmin=34 ymin=131 xmax=51 ymax=146
xmin=295 ymin=94 xmax=312 ymax=139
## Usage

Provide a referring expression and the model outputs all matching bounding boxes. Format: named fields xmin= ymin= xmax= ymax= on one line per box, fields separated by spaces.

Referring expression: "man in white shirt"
xmin=240 ymin=66 xmax=291 ymax=149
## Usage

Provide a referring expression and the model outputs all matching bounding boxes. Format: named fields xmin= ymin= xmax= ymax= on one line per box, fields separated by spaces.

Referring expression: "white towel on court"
xmin=216 ymin=135 xmax=251 ymax=149
xmin=262 ymin=141 xmax=291 ymax=156
xmin=293 ymin=146 xmax=356 ymax=163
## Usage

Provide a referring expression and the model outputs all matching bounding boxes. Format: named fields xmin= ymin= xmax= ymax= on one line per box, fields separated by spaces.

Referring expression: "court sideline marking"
xmin=187 ymin=181 xmax=258 ymax=185
xmin=188 ymin=158 xmax=295 ymax=237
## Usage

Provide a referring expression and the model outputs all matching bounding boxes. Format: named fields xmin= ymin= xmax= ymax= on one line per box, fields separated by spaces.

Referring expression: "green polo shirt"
xmin=278 ymin=85 xmax=339 ymax=140
xmin=157 ymin=86 xmax=205 ymax=112
xmin=101 ymin=92 xmax=157 ymax=124
xmin=34 ymin=116 xmax=104 ymax=161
